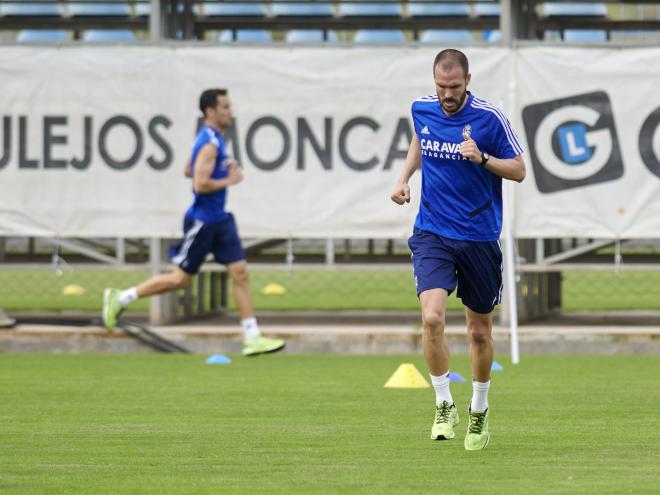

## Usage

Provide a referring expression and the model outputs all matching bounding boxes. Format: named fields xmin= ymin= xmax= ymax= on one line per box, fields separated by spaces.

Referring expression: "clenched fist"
xmin=227 ymin=161 xmax=243 ymax=185
xmin=391 ymin=182 xmax=411 ymax=205
xmin=459 ymin=131 xmax=482 ymax=164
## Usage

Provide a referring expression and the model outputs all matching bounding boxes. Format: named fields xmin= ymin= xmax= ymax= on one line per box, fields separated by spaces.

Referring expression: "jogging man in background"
xmin=103 ymin=88 xmax=285 ymax=357
xmin=391 ymin=49 xmax=526 ymax=450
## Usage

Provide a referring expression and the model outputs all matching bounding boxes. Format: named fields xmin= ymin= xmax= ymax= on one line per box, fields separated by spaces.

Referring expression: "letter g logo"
xmin=522 ymin=91 xmax=623 ymax=193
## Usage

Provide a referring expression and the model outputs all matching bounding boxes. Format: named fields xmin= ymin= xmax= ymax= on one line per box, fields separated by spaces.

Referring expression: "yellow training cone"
xmin=261 ymin=283 xmax=286 ymax=295
xmin=384 ymin=363 xmax=430 ymax=388
xmin=62 ymin=284 xmax=86 ymax=296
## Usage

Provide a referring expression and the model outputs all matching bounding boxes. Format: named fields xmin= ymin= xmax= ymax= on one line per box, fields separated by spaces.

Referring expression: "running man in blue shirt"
xmin=391 ymin=50 xmax=526 ymax=450
xmin=103 ymin=88 xmax=285 ymax=357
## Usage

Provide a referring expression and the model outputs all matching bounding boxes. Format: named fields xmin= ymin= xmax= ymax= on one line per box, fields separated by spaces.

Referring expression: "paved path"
xmin=2 ymin=322 xmax=658 ymax=355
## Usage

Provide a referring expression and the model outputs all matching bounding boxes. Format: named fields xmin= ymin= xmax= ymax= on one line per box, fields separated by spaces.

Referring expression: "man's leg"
xmin=226 ymin=260 xmax=254 ymax=320
xmin=136 ymin=267 xmax=192 ymax=298
xmin=420 ymin=288 xmax=450 ymax=376
xmin=421 ymin=288 xmax=459 ymax=440
xmin=466 ymin=308 xmax=494 ymax=383
xmin=464 ymin=308 xmax=494 ymax=450
xmin=102 ymin=268 xmax=192 ymax=331
xmin=227 ymin=260 xmax=285 ymax=356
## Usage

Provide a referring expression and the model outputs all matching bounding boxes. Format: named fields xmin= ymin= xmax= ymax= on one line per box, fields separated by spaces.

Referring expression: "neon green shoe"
xmin=431 ymin=401 xmax=459 ymax=440
xmin=242 ymin=335 xmax=285 ymax=357
xmin=464 ymin=407 xmax=490 ymax=450
xmin=102 ymin=288 xmax=124 ymax=333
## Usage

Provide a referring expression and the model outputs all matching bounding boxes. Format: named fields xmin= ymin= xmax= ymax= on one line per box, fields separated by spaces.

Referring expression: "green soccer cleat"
xmin=102 ymin=288 xmax=124 ymax=333
xmin=242 ymin=335 xmax=286 ymax=357
xmin=464 ymin=407 xmax=490 ymax=450
xmin=431 ymin=400 xmax=459 ymax=440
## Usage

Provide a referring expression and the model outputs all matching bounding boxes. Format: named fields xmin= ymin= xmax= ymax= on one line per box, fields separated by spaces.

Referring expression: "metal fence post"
xmin=325 ymin=238 xmax=335 ymax=265
xmin=149 ymin=237 xmax=177 ymax=325
xmin=0 ymin=308 xmax=15 ymax=328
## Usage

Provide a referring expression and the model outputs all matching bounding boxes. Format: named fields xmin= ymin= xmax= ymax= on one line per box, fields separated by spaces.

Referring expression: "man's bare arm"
xmin=391 ymin=133 xmax=422 ymax=205
xmin=460 ymin=131 xmax=526 ymax=182
xmin=482 ymin=155 xmax=526 ymax=182
xmin=193 ymin=144 xmax=243 ymax=194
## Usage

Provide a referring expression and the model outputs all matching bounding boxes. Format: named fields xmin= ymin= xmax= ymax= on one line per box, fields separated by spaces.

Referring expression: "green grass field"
xmin=2 ymin=268 xmax=660 ymax=313
xmin=0 ymin=269 xmax=459 ymax=313
xmin=1 ymin=354 xmax=658 ymax=494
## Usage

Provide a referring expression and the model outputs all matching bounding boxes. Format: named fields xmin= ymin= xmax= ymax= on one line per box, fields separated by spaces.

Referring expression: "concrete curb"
xmin=1 ymin=323 xmax=658 ymax=355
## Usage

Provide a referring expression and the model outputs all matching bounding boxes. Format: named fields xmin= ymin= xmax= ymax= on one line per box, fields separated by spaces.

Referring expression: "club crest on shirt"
xmin=462 ymin=124 xmax=472 ymax=138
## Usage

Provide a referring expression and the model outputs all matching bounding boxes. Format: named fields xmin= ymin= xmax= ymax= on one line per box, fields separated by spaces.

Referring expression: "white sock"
xmin=118 ymin=287 xmax=138 ymax=308
xmin=241 ymin=317 xmax=261 ymax=340
xmin=471 ymin=380 xmax=491 ymax=413
xmin=430 ymin=373 xmax=453 ymax=406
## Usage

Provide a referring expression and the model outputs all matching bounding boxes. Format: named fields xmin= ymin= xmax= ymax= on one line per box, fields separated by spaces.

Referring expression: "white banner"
xmin=515 ymin=47 xmax=660 ymax=238
xmin=0 ymin=46 xmax=512 ymax=238
xmin=3 ymin=46 xmax=659 ymax=239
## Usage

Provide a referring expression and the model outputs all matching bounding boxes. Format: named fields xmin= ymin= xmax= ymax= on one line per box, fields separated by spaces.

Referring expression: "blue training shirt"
xmin=411 ymin=91 xmax=523 ymax=242
xmin=186 ymin=124 xmax=230 ymax=223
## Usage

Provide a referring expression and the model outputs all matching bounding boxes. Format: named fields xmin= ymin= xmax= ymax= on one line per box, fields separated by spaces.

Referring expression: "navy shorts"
xmin=169 ymin=213 xmax=246 ymax=275
xmin=408 ymin=228 xmax=503 ymax=314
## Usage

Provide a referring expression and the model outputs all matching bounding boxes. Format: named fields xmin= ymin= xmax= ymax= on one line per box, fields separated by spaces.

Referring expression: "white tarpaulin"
xmin=0 ymin=46 xmax=512 ymax=238
xmin=514 ymin=47 xmax=660 ymax=238
xmin=2 ymin=46 xmax=660 ymax=239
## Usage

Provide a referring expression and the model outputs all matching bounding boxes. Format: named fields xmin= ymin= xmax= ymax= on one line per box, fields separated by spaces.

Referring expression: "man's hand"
xmin=391 ymin=182 xmax=411 ymax=205
xmin=460 ymin=131 xmax=482 ymax=164
xmin=227 ymin=161 xmax=243 ymax=186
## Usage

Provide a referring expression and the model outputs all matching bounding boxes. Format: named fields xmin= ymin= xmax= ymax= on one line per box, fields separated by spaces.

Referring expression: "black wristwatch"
xmin=480 ymin=152 xmax=490 ymax=166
